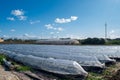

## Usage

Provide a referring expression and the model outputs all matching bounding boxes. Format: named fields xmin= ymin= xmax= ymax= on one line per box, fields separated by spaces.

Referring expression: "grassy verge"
xmin=15 ymin=65 xmax=32 ymax=71
xmin=86 ymin=63 xmax=120 ymax=80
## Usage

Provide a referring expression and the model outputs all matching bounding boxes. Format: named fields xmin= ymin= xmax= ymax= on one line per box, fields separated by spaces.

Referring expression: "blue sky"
xmin=0 ymin=0 xmax=120 ymax=39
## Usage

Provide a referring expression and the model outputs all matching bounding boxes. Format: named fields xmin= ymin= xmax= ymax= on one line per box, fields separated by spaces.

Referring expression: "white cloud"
xmin=56 ymin=32 xmax=60 ymax=34
xmin=23 ymin=33 xmax=29 ymax=37
xmin=55 ymin=18 xmax=71 ymax=23
xmin=45 ymin=24 xmax=64 ymax=32
xmin=53 ymin=28 xmax=57 ymax=30
xmin=11 ymin=9 xmax=24 ymax=16
xmin=57 ymin=27 xmax=63 ymax=31
xmin=50 ymin=32 xmax=54 ymax=34
xmin=109 ymin=30 xmax=115 ymax=34
xmin=55 ymin=16 xmax=78 ymax=23
xmin=2 ymin=35 xmax=10 ymax=39
xmin=22 ymin=34 xmax=40 ymax=39
xmin=7 ymin=17 xmax=15 ymax=21
xmin=10 ymin=29 xmax=16 ymax=32
xmin=109 ymin=30 xmax=120 ymax=39
xmin=18 ymin=16 xmax=27 ymax=20
xmin=65 ymin=34 xmax=81 ymax=39
xmin=8 ymin=9 xmax=27 ymax=21
xmin=30 ymin=20 xmax=40 ymax=24
xmin=45 ymin=24 xmax=54 ymax=29
xmin=71 ymin=16 xmax=78 ymax=21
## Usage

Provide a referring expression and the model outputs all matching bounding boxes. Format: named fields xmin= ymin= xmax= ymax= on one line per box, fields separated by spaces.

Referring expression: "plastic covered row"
xmin=0 ymin=49 xmax=88 ymax=77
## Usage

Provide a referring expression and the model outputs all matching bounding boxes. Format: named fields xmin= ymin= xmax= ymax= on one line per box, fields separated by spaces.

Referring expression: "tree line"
xmin=2 ymin=38 xmax=120 ymax=45
xmin=80 ymin=38 xmax=105 ymax=45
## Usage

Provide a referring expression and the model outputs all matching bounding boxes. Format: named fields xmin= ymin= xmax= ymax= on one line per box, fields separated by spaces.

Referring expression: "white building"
xmin=0 ymin=38 xmax=4 ymax=42
xmin=36 ymin=39 xmax=80 ymax=45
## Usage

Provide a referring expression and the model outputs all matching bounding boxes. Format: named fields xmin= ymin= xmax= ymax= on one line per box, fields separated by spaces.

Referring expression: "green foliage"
xmin=0 ymin=54 xmax=6 ymax=64
xmin=81 ymin=38 xmax=105 ymax=45
xmin=86 ymin=77 xmax=104 ymax=80
xmin=16 ymin=65 xmax=32 ymax=71
xmin=4 ymin=38 xmax=36 ymax=44
xmin=86 ymin=72 xmax=104 ymax=80
xmin=106 ymin=40 xmax=120 ymax=45
xmin=86 ymin=64 xmax=119 ymax=80
xmin=103 ymin=70 xmax=111 ymax=76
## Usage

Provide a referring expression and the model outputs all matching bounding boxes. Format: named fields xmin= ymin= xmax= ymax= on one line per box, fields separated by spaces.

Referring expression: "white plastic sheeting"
xmin=0 ymin=44 xmax=119 ymax=60
xmin=2 ymin=49 xmax=105 ymax=69
xmin=0 ymin=44 xmax=120 ymax=73
xmin=81 ymin=52 xmax=116 ymax=64
xmin=0 ymin=49 xmax=88 ymax=76
xmin=95 ymin=55 xmax=116 ymax=64
xmin=0 ymin=44 xmax=105 ymax=67
xmin=34 ymin=52 xmax=104 ymax=68
xmin=107 ymin=51 xmax=120 ymax=58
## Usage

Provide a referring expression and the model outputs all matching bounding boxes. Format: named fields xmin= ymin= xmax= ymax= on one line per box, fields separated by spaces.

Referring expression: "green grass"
xmin=0 ymin=54 xmax=6 ymax=64
xmin=86 ymin=64 xmax=118 ymax=80
xmin=15 ymin=65 xmax=32 ymax=71
xmin=86 ymin=72 xmax=105 ymax=80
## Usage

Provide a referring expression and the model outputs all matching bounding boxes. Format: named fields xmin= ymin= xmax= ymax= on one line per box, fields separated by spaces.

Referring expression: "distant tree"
xmin=81 ymin=38 xmax=105 ymax=45
xmin=106 ymin=39 xmax=120 ymax=45
xmin=4 ymin=38 xmax=36 ymax=44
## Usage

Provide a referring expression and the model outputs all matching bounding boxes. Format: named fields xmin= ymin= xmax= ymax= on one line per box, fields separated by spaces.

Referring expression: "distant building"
xmin=36 ymin=39 xmax=80 ymax=45
xmin=0 ymin=38 xmax=4 ymax=42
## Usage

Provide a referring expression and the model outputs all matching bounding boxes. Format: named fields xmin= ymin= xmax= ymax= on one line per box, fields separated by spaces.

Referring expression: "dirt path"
xmin=0 ymin=65 xmax=20 ymax=80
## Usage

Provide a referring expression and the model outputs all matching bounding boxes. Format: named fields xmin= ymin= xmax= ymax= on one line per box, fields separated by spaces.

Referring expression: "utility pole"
xmin=105 ymin=22 xmax=107 ymax=40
